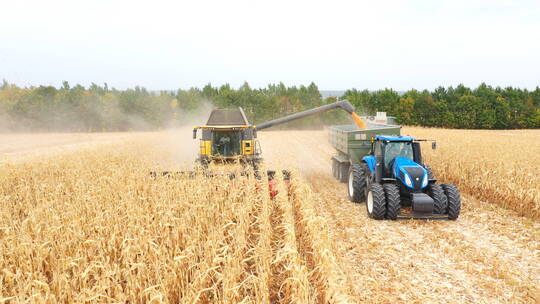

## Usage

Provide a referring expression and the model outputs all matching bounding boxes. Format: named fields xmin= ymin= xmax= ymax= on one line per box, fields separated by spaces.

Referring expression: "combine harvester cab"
xmin=329 ymin=122 xmax=461 ymax=220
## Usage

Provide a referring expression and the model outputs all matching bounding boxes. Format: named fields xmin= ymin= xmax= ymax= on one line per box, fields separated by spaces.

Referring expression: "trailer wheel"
xmin=383 ymin=184 xmax=400 ymax=220
xmin=429 ymin=184 xmax=447 ymax=214
xmin=339 ymin=163 xmax=349 ymax=183
xmin=442 ymin=184 xmax=461 ymax=220
xmin=332 ymin=159 xmax=339 ymax=180
xmin=348 ymin=164 xmax=366 ymax=203
xmin=366 ymin=183 xmax=386 ymax=220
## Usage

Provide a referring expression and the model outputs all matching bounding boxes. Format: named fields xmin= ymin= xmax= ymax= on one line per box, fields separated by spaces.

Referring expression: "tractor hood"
xmin=392 ymin=157 xmax=428 ymax=189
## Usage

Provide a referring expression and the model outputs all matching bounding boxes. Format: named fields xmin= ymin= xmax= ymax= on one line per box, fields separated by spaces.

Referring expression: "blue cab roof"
xmin=375 ymin=135 xmax=414 ymax=142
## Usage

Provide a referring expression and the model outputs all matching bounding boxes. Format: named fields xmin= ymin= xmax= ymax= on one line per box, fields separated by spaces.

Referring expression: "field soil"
xmin=0 ymin=128 xmax=538 ymax=303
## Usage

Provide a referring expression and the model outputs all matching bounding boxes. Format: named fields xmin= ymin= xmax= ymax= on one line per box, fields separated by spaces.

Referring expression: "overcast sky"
xmin=1 ymin=0 xmax=539 ymax=91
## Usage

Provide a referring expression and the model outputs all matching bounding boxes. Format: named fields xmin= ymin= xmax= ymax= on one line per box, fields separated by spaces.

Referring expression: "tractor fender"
xmin=362 ymin=156 xmax=376 ymax=173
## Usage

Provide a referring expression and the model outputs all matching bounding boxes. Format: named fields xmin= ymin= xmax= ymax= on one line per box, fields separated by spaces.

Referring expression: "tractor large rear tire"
xmin=383 ymin=184 xmax=400 ymax=220
xmin=348 ymin=164 xmax=366 ymax=203
xmin=429 ymin=184 xmax=447 ymax=214
xmin=366 ymin=183 xmax=386 ymax=220
xmin=442 ymin=184 xmax=461 ymax=220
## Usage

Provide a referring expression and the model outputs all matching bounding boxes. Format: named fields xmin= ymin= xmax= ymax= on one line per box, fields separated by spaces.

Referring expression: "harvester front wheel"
xmin=348 ymin=164 xmax=366 ymax=203
xmin=429 ymin=184 xmax=447 ymax=214
xmin=442 ymin=184 xmax=461 ymax=220
xmin=383 ymin=184 xmax=400 ymax=220
xmin=366 ymin=183 xmax=386 ymax=220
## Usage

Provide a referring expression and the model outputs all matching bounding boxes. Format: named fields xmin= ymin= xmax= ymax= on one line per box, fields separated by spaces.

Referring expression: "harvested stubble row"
xmin=0 ymin=143 xmax=355 ymax=303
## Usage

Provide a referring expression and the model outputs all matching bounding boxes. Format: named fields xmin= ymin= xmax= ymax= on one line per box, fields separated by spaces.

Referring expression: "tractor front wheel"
xmin=429 ymin=184 xmax=448 ymax=214
xmin=442 ymin=184 xmax=461 ymax=220
xmin=366 ymin=183 xmax=386 ymax=220
xmin=348 ymin=164 xmax=366 ymax=203
xmin=383 ymin=184 xmax=400 ymax=220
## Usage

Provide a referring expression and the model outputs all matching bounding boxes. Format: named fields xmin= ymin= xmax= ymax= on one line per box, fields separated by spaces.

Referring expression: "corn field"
xmin=406 ymin=127 xmax=540 ymax=219
xmin=0 ymin=128 xmax=539 ymax=303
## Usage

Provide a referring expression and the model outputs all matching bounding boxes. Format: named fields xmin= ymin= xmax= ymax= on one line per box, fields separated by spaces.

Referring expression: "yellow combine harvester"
xmin=192 ymin=100 xmax=363 ymax=171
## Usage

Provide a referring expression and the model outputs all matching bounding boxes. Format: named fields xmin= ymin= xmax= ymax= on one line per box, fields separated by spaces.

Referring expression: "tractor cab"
xmin=363 ymin=136 xmax=427 ymax=185
xmin=369 ymin=135 xmax=429 ymax=190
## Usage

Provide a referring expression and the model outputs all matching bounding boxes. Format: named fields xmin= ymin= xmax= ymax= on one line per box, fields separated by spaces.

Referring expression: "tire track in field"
xmin=260 ymin=130 xmax=539 ymax=304
xmin=305 ymin=173 xmax=539 ymax=304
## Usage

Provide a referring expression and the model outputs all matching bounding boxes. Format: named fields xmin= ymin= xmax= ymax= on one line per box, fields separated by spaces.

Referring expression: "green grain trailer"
xmin=329 ymin=123 xmax=401 ymax=182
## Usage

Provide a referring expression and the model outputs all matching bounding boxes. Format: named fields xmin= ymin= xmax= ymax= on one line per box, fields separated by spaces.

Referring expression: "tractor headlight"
xmin=404 ymin=174 xmax=413 ymax=188
xmin=421 ymin=172 xmax=428 ymax=188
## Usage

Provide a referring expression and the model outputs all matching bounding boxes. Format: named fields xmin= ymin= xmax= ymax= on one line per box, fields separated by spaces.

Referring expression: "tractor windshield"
xmin=384 ymin=141 xmax=413 ymax=168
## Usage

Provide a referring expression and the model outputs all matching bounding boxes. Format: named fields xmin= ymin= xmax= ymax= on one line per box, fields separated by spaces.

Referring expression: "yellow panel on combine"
xmin=199 ymin=140 xmax=212 ymax=156
xmin=241 ymin=140 xmax=254 ymax=155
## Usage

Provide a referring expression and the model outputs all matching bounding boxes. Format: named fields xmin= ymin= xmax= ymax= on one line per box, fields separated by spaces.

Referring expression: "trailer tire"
xmin=383 ymin=184 xmax=400 ymax=220
xmin=348 ymin=164 xmax=366 ymax=203
xmin=366 ymin=183 xmax=386 ymax=220
xmin=442 ymin=184 xmax=461 ymax=220
xmin=429 ymin=184 xmax=447 ymax=214
xmin=339 ymin=163 xmax=349 ymax=183
xmin=332 ymin=159 xmax=339 ymax=179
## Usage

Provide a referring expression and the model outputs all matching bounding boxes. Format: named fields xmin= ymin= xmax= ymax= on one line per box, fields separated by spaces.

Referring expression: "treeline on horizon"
xmin=0 ymin=79 xmax=539 ymax=132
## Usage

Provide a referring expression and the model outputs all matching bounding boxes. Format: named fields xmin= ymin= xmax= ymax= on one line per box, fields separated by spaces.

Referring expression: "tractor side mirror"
xmin=432 ymin=141 xmax=437 ymax=150
xmin=193 ymin=128 xmax=197 ymax=139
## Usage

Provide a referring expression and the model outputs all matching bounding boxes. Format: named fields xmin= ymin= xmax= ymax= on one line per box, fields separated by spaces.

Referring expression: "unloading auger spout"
xmin=256 ymin=99 xmax=365 ymax=130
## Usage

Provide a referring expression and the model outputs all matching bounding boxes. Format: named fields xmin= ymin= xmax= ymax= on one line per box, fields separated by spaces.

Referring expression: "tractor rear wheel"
xmin=361 ymin=163 xmax=372 ymax=198
xmin=429 ymin=184 xmax=447 ymax=214
xmin=442 ymin=184 xmax=461 ymax=220
xmin=348 ymin=164 xmax=366 ymax=203
xmin=383 ymin=184 xmax=400 ymax=220
xmin=366 ymin=183 xmax=386 ymax=220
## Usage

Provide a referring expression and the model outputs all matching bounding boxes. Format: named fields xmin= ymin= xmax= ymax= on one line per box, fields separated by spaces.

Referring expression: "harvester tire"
xmin=339 ymin=163 xmax=349 ymax=183
xmin=429 ymin=184 xmax=447 ymax=214
xmin=366 ymin=183 xmax=386 ymax=220
xmin=383 ymin=184 xmax=400 ymax=220
xmin=348 ymin=164 xmax=366 ymax=203
xmin=442 ymin=184 xmax=461 ymax=220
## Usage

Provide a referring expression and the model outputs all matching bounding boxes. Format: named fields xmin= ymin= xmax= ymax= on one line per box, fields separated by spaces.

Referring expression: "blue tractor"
xmin=348 ymin=135 xmax=461 ymax=220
